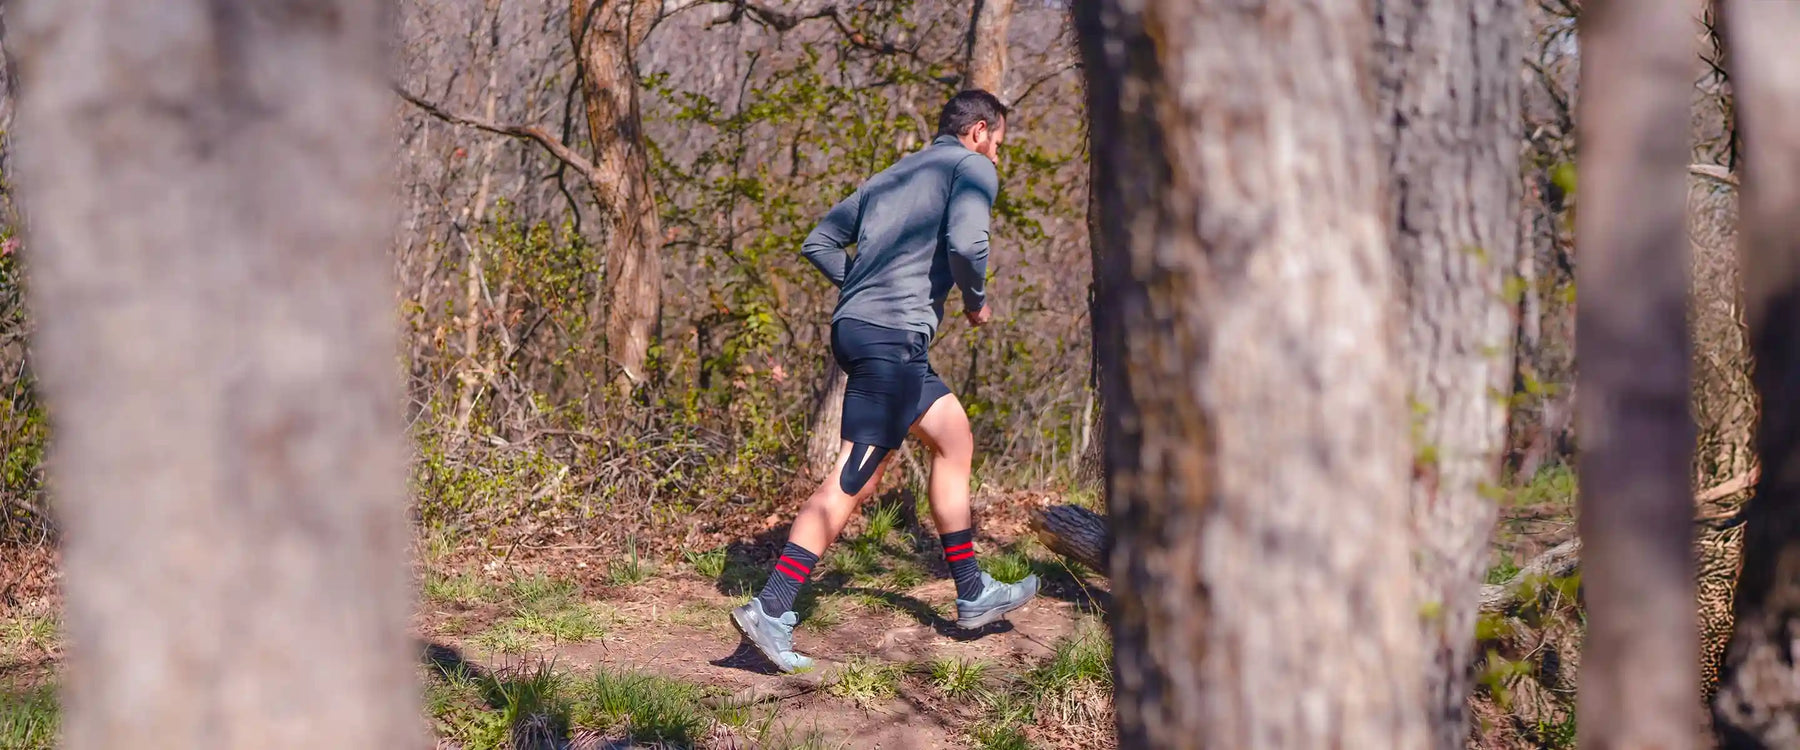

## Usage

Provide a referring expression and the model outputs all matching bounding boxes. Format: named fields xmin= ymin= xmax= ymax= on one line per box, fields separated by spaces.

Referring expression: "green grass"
xmin=608 ymin=539 xmax=652 ymax=587
xmin=472 ymin=624 xmax=534 ymax=655
xmin=825 ymin=537 xmax=885 ymax=582
xmin=796 ymin=592 xmax=852 ymax=632
xmin=980 ymin=547 xmax=1034 ymax=585
xmin=686 ymin=547 xmax=728 ymax=580
xmin=424 ymin=571 xmax=500 ymax=605
xmin=1025 ymin=625 xmax=1113 ymax=699
xmin=510 ymin=606 xmax=608 ymax=642
xmin=929 ymin=657 xmax=990 ymax=701
xmin=1508 ymin=464 xmax=1577 ymax=507
xmin=507 ymin=574 xmax=579 ymax=613
xmin=571 ymin=668 xmax=712 ymax=744
xmin=0 ymin=684 xmax=57 ymax=750
xmin=864 ymin=503 xmax=903 ymax=542
xmin=1485 ymin=555 xmax=1522 ymax=585
xmin=971 ymin=722 xmax=1031 ymax=750
xmin=426 ymin=660 xmax=569 ymax=750
xmin=828 ymin=659 xmax=901 ymax=708
xmin=881 ymin=560 xmax=928 ymax=590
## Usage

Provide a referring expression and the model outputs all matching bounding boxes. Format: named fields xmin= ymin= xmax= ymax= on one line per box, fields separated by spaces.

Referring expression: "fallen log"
xmin=1028 ymin=469 xmax=1758 ymax=613
xmin=1029 ymin=504 xmax=1109 ymax=573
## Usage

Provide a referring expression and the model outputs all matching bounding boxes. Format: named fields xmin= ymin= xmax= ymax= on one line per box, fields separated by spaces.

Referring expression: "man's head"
xmin=937 ymin=89 xmax=1007 ymax=164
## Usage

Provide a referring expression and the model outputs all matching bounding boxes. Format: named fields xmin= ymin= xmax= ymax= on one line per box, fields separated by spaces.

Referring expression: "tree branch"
xmin=394 ymin=86 xmax=599 ymax=184
xmin=707 ymin=1 xmax=950 ymax=83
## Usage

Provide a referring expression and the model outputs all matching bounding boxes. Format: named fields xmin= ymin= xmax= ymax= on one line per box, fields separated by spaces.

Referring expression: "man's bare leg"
xmin=787 ymin=440 xmax=896 ymax=554
xmin=909 ymin=395 xmax=975 ymax=535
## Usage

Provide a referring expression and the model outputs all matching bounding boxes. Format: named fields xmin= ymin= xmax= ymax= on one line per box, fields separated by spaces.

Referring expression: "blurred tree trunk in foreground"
xmin=1712 ymin=1 xmax=1800 ymax=745
xmin=1372 ymin=0 xmax=1525 ymax=743
xmin=1575 ymin=0 xmax=1701 ymax=746
xmin=9 ymin=1 xmax=418 ymax=747
xmin=1077 ymin=0 xmax=1428 ymax=747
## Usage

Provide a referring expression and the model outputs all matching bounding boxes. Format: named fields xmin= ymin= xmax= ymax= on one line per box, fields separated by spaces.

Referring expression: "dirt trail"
xmin=421 ymin=574 xmax=1098 ymax=749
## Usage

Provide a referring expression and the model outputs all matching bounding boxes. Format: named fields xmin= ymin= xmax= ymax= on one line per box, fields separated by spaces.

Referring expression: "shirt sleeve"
xmin=800 ymin=188 xmax=861 ymax=288
xmin=945 ymin=154 xmax=997 ymax=311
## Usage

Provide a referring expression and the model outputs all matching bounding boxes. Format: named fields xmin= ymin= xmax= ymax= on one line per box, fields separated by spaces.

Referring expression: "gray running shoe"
xmin=731 ymin=599 xmax=814 ymax=673
xmin=955 ymin=572 xmax=1040 ymax=629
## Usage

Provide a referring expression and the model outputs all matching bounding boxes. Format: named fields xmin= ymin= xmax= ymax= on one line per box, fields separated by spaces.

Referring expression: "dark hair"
xmin=936 ymin=89 xmax=1009 ymax=138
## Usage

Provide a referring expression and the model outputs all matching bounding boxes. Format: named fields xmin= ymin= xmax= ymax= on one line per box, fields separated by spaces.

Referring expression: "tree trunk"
xmin=1076 ymin=1 xmax=1429 ymax=747
xmin=1575 ymin=0 xmax=1702 ymax=746
xmin=1711 ymin=2 xmax=1800 ymax=744
xmin=963 ymin=0 xmax=1014 ymax=96
xmin=9 ymin=1 xmax=417 ymax=747
xmin=1372 ymin=0 xmax=1524 ymax=744
xmin=571 ymin=0 xmax=662 ymax=395
xmin=805 ymin=363 xmax=848 ymax=480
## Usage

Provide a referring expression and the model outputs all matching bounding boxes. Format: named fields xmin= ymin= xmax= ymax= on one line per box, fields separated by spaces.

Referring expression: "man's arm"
xmin=946 ymin=154 xmax=997 ymax=314
xmin=800 ymin=188 xmax=861 ymax=288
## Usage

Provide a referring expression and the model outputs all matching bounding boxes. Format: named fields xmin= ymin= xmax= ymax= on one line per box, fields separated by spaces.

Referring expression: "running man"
xmin=731 ymin=90 xmax=1038 ymax=673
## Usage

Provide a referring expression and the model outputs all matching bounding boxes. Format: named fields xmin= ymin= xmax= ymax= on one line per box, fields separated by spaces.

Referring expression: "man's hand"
xmin=965 ymin=304 xmax=993 ymax=327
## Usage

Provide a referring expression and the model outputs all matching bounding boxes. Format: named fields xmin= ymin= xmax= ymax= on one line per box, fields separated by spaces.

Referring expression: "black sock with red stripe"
xmin=941 ymin=529 xmax=983 ymax=601
xmin=755 ymin=542 xmax=819 ymax=616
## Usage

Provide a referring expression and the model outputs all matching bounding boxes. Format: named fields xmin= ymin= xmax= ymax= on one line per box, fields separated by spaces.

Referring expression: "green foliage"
xmin=507 ymin=574 xmax=579 ymax=613
xmin=1485 ymin=555 xmax=1522 ymax=586
xmin=929 ymin=657 xmax=991 ymax=701
xmin=608 ymin=538 xmax=652 ymax=587
xmin=424 ymin=571 xmax=501 ymax=605
xmin=980 ymin=547 xmax=1034 ymax=585
xmin=971 ymin=723 xmax=1031 ymax=750
xmin=0 ymin=683 xmax=57 ymax=750
xmin=685 ymin=547 xmax=728 ymax=580
xmin=427 ymin=660 xmax=569 ymax=750
xmin=571 ymin=669 xmax=712 ymax=744
xmin=828 ymin=659 xmax=902 ymax=708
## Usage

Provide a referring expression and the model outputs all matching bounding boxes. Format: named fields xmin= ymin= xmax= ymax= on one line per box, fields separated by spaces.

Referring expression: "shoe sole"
xmin=956 ymin=580 xmax=1040 ymax=629
xmin=731 ymin=606 xmax=803 ymax=674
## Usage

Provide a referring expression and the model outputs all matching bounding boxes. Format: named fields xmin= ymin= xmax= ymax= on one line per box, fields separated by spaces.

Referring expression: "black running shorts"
xmin=830 ymin=318 xmax=953 ymax=449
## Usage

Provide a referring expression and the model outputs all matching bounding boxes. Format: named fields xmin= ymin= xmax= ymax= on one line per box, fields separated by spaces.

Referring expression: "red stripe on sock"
xmin=778 ymin=555 xmax=813 ymax=574
xmin=946 ymin=551 xmax=976 ymax=562
xmin=775 ymin=560 xmax=807 ymax=581
xmin=943 ymin=542 xmax=974 ymax=554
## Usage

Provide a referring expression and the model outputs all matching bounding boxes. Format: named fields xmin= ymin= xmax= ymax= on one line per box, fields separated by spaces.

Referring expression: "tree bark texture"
xmin=1372 ymin=0 xmax=1525 ymax=744
xmin=1712 ymin=2 xmax=1800 ymax=744
xmin=1575 ymin=0 xmax=1702 ymax=746
xmin=571 ymin=0 xmax=663 ymax=395
xmin=805 ymin=363 xmax=848 ymax=480
xmin=963 ymin=0 xmax=1014 ymax=97
xmin=1077 ymin=1 xmax=1429 ymax=747
xmin=9 ymin=2 xmax=417 ymax=748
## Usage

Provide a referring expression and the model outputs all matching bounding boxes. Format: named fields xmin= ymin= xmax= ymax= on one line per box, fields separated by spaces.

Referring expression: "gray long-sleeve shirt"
xmin=801 ymin=135 xmax=996 ymax=337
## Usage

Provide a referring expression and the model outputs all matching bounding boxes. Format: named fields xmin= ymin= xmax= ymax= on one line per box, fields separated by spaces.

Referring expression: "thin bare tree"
xmin=1575 ymin=0 xmax=1701 ymax=745
xmin=1372 ymin=0 xmax=1525 ymax=742
xmin=1077 ymin=0 xmax=1428 ymax=746
xmin=9 ymin=0 xmax=417 ymax=747
xmin=1711 ymin=1 xmax=1800 ymax=744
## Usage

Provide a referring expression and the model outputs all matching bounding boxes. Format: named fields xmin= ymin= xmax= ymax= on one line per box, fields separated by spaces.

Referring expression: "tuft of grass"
xmin=507 ymin=574 xmax=578 ymax=613
xmin=826 ymin=537 xmax=884 ymax=583
xmin=571 ymin=668 xmax=712 ymax=744
xmin=608 ymin=539 xmax=652 ymax=587
xmin=424 ymin=570 xmax=500 ymax=605
xmin=426 ymin=660 xmax=569 ymax=750
xmin=666 ymin=600 xmax=726 ymax=630
xmin=980 ymin=547 xmax=1034 ymax=585
xmin=971 ymin=722 xmax=1031 ymax=750
xmin=510 ymin=606 xmax=608 ymax=643
xmin=718 ymin=556 xmax=766 ymax=596
xmin=1025 ymin=625 xmax=1113 ymax=699
xmin=929 ymin=657 xmax=991 ymax=701
xmin=882 ymin=560 xmax=927 ymax=590
xmin=864 ymin=503 xmax=903 ymax=542
xmin=1509 ymin=464 xmax=1577 ymax=508
xmin=828 ymin=659 xmax=901 ymax=708
xmin=796 ymin=592 xmax=852 ymax=632
xmin=686 ymin=547 xmax=728 ymax=580
xmin=0 ymin=683 xmax=57 ymax=750
xmin=472 ymin=623 xmax=534 ymax=655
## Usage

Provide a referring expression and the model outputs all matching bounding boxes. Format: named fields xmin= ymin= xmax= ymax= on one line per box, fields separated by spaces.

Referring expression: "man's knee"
xmin=838 ymin=442 xmax=891 ymax=495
